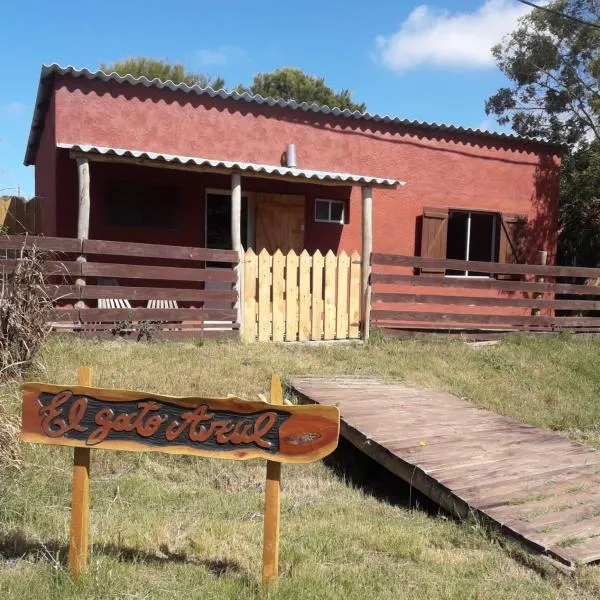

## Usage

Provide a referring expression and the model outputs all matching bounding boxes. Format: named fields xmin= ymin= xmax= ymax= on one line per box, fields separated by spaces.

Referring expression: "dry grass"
xmin=1 ymin=335 xmax=600 ymax=599
xmin=0 ymin=243 xmax=52 ymax=466
xmin=0 ymin=243 xmax=51 ymax=380
xmin=0 ymin=397 xmax=19 ymax=468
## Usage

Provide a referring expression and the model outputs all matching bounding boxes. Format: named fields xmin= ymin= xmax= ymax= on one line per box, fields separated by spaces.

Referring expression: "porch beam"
xmin=68 ymin=150 xmax=397 ymax=189
xmin=75 ymin=157 xmax=91 ymax=309
xmin=231 ymin=172 xmax=244 ymax=336
xmin=361 ymin=186 xmax=373 ymax=340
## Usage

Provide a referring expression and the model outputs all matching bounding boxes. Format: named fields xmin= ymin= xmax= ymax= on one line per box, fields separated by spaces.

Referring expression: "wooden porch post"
xmin=361 ymin=186 xmax=373 ymax=340
xmin=75 ymin=157 xmax=90 ymax=309
xmin=231 ymin=172 xmax=244 ymax=333
xmin=76 ymin=157 xmax=91 ymax=240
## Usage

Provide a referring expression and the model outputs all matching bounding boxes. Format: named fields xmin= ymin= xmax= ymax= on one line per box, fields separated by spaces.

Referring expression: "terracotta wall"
xmin=44 ymin=76 xmax=560 ymax=260
xmin=35 ymin=92 xmax=57 ymax=235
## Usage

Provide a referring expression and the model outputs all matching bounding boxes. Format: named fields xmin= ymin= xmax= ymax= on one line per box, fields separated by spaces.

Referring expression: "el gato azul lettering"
xmin=38 ymin=391 xmax=279 ymax=449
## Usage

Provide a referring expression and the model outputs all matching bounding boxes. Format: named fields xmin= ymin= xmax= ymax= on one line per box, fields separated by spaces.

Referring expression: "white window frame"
xmin=446 ymin=210 xmax=498 ymax=278
xmin=314 ymin=198 xmax=345 ymax=224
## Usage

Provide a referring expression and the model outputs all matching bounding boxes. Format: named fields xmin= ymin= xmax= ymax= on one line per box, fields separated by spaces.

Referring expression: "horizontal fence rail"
xmin=1 ymin=236 xmax=240 ymax=340
xmin=373 ymin=253 xmax=600 ymax=279
xmin=371 ymin=254 xmax=600 ymax=334
xmin=371 ymin=273 xmax=600 ymax=296
xmin=243 ymin=249 xmax=361 ymax=342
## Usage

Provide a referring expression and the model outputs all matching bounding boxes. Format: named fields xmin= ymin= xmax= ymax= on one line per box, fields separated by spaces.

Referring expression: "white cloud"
xmin=375 ymin=0 xmax=530 ymax=72
xmin=475 ymin=117 xmax=505 ymax=133
xmin=3 ymin=102 xmax=26 ymax=116
xmin=195 ymin=45 xmax=248 ymax=67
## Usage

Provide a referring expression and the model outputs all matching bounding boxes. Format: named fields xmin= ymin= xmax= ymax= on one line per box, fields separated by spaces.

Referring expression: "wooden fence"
xmin=371 ymin=254 xmax=600 ymax=334
xmin=0 ymin=236 xmax=240 ymax=340
xmin=243 ymin=249 xmax=361 ymax=342
xmin=5 ymin=236 xmax=600 ymax=341
xmin=0 ymin=196 xmax=41 ymax=234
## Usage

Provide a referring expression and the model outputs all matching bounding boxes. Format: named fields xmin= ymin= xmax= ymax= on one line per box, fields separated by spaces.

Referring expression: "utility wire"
xmin=516 ymin=0 xmax=600 ymax=30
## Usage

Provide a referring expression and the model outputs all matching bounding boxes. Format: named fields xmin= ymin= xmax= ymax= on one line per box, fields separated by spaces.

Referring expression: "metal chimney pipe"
xmin=286 ymin=143 xmax=297 ymax=168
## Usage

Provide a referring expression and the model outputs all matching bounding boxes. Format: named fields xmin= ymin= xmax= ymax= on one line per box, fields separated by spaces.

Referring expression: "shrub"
xmin=0 ymin=242 xmax=52 ymax=380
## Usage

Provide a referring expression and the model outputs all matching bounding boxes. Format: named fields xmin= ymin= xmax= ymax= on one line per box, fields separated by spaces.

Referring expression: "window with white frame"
xmin=446 ymin=210 xmax=498 ymax=276
xmin=314 ymin=199 xmax=345 ymax=224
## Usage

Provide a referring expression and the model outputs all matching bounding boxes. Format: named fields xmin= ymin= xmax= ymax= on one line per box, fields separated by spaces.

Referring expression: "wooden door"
xmin=255 ymin=194 xmax=305 ymax=254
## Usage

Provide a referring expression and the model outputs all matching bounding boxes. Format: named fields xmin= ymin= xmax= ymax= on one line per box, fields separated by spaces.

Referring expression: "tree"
xmin=486 ymin=1 xmax=600 ymax=145
xmin=100 ymin=57 xmax=225 ymax=89
xmin=558 ymin=140 xmax=600 ymax=265
xmin=237 ymin=67 xmax=366 ymax=112
xmin=486 ymin=1 xmax=600 ymax=264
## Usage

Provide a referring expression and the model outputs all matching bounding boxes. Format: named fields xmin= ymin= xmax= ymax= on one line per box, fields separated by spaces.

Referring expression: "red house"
xmin=25 ymin=64 xmax=560 ymax=270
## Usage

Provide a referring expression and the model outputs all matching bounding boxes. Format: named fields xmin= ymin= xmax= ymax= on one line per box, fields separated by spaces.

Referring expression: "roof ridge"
xmin=85 ymin=65 xmax=359 ymax=114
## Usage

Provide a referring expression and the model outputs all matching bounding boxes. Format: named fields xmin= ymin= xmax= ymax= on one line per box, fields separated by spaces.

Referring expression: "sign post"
xmin=262 ymin=374 xmax=283 ymax=584
xmin=69 ymin=366 xmax=92 ymax=578
xmin=21 ymin=373 xmax=340 ymax=581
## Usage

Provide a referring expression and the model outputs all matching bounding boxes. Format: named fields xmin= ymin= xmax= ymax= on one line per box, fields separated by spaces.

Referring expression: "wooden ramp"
xmin=289 ymin=376 xmax=600 ymax=567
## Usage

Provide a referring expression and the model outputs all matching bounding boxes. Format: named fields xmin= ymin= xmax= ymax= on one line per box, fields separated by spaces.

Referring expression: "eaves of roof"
xmin=60 ymin=143 xmax=403 ymax=188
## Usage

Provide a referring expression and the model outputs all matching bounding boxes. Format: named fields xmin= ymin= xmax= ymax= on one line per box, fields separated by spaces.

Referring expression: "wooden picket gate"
xmin=243 ymin=249 xmax=362 ymax=342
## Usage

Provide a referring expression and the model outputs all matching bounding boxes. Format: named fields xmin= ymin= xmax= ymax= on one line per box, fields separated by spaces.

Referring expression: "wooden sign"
xmin=22 ymin=383 xmax=339 ymax=464
xmin=22 ymin=372 xmax=340 ymax=584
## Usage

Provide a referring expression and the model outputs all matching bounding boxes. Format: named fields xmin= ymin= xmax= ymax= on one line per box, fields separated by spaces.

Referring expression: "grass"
xmin=2 ymin=333 xmax=600 ymax=599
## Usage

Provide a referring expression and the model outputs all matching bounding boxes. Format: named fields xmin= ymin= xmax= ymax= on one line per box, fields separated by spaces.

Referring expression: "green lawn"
xmin=2 ymin=334 xmax=600 ymax=599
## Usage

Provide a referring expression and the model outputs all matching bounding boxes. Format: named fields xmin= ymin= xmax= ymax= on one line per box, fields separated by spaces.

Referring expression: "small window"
xmin=315 ymin=199 xmax=345 ymax=224
xmin=104 ymin=180 xmax=183 ymax=229
xmin=446 ymin=210 xmax=498 ymax=276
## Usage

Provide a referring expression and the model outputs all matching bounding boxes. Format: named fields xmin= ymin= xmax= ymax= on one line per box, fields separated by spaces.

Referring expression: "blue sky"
xmin=0 ymin=0 xmax=531 ymax=198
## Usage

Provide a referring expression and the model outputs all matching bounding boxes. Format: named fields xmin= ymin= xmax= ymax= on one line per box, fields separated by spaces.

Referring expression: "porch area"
xmin=56 ymin=143 xmax=399 ymax=259
xmin=42 ymin=143 xmax=399 ymax=338
xmin=17 ymin=140 xmax=401 ymax=340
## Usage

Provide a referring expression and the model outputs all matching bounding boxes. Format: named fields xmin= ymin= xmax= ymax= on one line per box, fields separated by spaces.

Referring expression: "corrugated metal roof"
xmin=24 ymin=63 xmax=559 ymax=166
xmin=59 ymin=143 xmax=403 ymax=187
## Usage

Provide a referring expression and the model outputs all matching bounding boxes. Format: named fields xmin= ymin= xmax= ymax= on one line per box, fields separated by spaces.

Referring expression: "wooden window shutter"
xmin=420 ymin=207 xmax=449 ymax=274
xmin=498 ymin=213 xmax=528 ymax=279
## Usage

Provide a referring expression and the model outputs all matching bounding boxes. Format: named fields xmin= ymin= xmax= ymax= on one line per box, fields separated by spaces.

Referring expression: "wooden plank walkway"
xmin=289 ymin=375 xmax=600 ymax=567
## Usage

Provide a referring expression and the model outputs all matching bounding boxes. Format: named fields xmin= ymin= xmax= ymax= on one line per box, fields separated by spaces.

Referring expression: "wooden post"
xmin=231 ymin=172 xmax=244 ymax=336
xmin=262 ymin=374 xmax=282 ymax=585
xmin=76 ymin=157 xmax=91 ymax=240
xmin=361 ymin=186 xmax=373 ymax=340
xmin=532 ymin=250 xmax=548 ymax=317
xmin=68 ymin=366 xmax=92 ymax=578
xmin=75 ymin=157 xmax=90 ymax=310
